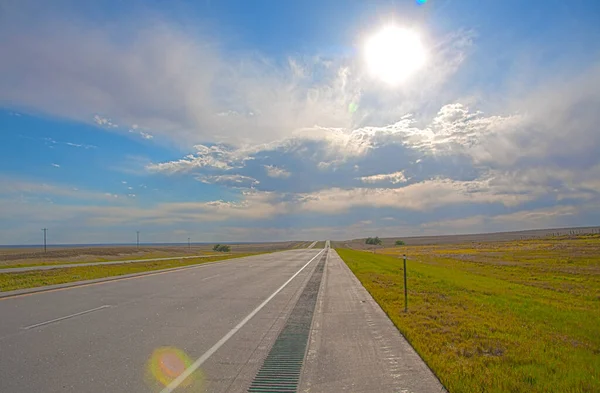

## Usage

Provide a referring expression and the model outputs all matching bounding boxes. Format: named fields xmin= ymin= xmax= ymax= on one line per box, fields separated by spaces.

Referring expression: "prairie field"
xmin=337 ymin=235 xmax=600 ymax=393
xmin=0 ymin=253 xmax=256 ymax=292
xmin=0 ymin=241 xmax=305 ymax=268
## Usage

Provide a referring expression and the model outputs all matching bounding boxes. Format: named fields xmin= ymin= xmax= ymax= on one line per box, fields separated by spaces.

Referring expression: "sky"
xmin=1 ymin=0 xmax=600 ymax=245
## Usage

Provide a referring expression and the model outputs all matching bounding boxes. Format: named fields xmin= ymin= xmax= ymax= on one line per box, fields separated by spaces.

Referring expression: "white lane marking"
xmin=23 ymin=305 xmax=111 ymax=330
xmin=159 ymin=248 xmax=325 ymax=393
xmin=200 ymin=274 xmax=220 ymax=281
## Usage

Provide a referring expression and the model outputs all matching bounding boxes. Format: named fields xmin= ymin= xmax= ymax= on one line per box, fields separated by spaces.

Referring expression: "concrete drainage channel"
xmin=247 ymin=252 xmax=327 ymax=393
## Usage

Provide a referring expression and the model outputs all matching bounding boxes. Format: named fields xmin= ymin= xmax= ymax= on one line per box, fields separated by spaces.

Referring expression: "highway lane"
xmin=0 ymin=249 xmax=324 ymax=393
xmin=1 ymin=246 xmax=444 ymax=393
xmin=1 ymin=254 xmax=224 ymax=274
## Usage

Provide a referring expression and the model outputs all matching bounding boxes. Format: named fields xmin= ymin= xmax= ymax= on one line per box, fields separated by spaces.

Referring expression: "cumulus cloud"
xmin=2 ymin=3 xmax=600 ymax=241
xmin=359 ymin=171 xmax=407 ymax=184
xmin=264 ymin=165 xmax=291 ymax=179
xmin=0 ymin=5 xmax=471 ymax=148
xmin=295 ymin=178 xmax=536 ymax=214
xmin=147 ymin=144 xmax=252 ymax=173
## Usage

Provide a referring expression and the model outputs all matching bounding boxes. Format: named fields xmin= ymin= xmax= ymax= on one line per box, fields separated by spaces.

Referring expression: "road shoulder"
xmin=300 ymin=249 xmax=446 ymax=393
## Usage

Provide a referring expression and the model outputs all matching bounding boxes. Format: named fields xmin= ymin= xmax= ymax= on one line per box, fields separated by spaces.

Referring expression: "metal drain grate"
xmin=248 ymin=253 xmax=326 ymax=393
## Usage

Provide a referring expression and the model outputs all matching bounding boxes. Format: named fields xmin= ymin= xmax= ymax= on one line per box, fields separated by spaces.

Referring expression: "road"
xmin=0 ymin=248 xmax=444 ymax=393
xmin=0 ymin=254 xmax=222 ymax=273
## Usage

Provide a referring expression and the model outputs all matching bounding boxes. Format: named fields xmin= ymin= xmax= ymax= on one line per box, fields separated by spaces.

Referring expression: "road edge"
xmin=0 ymin=256 xmax=251 ymax=299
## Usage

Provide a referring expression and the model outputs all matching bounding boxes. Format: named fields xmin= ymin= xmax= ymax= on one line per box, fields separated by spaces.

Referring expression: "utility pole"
xmin=42 ymin=228 xmax=47 ymax=253
xmin=136 ymin=231 xmax=140 ymax=249
xmin=188 ymin=237 xmax=191 ymax=250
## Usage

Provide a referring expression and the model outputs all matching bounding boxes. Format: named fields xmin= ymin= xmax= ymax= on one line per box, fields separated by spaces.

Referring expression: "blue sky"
xmin=1 ymin=0 xmax=600 ymax=244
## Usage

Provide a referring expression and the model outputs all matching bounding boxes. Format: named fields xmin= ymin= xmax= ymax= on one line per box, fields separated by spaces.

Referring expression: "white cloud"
xmin=295 ymin=178 xmax=536 ymax=214
xmin=0 ymin=7 xmax=471 ymax=148
xmin=139 ymin=131 xmax=153 ymax=139
xmin=51 ymin=163 xmax=60 ymax=168
xmin=0 ymin=177 xmax=124 ymax=202
xmin=65 ymin=141 xmax=97 ymax=149
xmin=1 ymin=4 xmax=599 ymax=242
xmin=93 ymin=115 xmax=118 ymax=128
xmin=359 ymin=171 xmax=407 ymax=184
xmin=264 ymin=165 xmax=291 ymax=179
xmin=147 ymin=144 xmax=254 ymax=173
xmin=196 ymin=174 xmax=259 ymax=188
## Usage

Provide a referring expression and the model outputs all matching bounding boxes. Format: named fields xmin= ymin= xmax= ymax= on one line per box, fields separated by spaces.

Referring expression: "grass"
xmin=0 ymin=252 xmax=221 ymax=270
xmin=0 ymin=253 xmax=255 ymax=292
xmin=314 ymin=241 xmax=326 ymax=249
xmin=336 ymin=235 xmax=600 ymax=393
xmin=291 ymin=241 xmax=311 ymax=249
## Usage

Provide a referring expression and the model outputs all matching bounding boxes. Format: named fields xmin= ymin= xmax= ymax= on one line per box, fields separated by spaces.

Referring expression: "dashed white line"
xmin=23 ymin=305 xmax=111 ymax=330
xmin=200 ymin=274 xmax=221 ymax=281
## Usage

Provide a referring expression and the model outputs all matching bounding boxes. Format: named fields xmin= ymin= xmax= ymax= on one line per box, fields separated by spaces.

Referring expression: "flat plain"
xmin=337 ymin=234 xmax=600 ymax=393
xmin=0 ymin=241 xmax=304 ymax=269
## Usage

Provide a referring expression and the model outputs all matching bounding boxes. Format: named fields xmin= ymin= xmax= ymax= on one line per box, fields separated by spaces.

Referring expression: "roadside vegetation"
xmin=0 ymin=251 xmax=220 ymax=270
xmin=365 ymin=236 xmax=383 ymax=245
xmin=0 ymin=253 xmax=255 ymax=292
xmin=212 ymin=244 xmax=231 ymax=252
xmin=337 ymin=235 xmax=600 ymax=393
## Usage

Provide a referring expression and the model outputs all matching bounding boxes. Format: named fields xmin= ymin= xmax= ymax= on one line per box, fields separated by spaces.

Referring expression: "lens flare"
xmin=146 ymin=347 xmax=203 ymax=391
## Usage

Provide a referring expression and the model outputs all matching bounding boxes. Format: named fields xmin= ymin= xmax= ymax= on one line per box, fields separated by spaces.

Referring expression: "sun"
xmin=364 ymin=25 xmax=426 ymax=85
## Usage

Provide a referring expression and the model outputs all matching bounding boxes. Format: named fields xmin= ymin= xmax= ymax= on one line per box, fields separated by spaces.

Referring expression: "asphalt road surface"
xmin=0 ymin=248 xmax=444 ymax=393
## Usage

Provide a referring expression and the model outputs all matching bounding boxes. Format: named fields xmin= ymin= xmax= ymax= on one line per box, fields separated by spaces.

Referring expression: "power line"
xmin=136 ymin=231 xmax=140 ymax=249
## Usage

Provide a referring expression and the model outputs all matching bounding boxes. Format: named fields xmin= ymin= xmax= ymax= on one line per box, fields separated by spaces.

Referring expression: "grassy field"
xmin=314 ymin=241 xmax=326 ymax=249
xmin=0 ymin=253 xmax=255 ymax=292
xmin=336 ymin=235 xmax=600 ymax=393
xmin=0 ymin=251 xmax=224 ymax=270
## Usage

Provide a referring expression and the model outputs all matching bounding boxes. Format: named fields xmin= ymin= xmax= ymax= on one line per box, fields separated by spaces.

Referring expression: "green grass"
xmin=0 ymin=253 xmax=255 ymax=292
xmin=0 ymin=251 xmax=220 ymax=270
xmin=337 ymin=237 xmax=600 ymax=393
xmin=314 ymin=241 xmax=326 ymax=249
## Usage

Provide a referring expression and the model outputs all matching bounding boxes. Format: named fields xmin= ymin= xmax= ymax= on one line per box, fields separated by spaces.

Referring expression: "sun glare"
xmin=364 ymin=25 xmax=426 ymax=85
